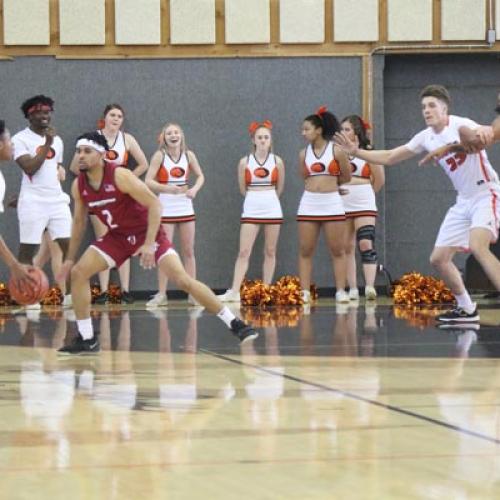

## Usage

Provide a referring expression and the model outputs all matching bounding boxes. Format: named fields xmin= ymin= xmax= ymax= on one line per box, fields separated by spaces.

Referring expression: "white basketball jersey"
xmin=406 ymin=115 xmax=499 ymax=198
xmin=12 ymin=127 xmax=66 ymax=202
xmin=245 ymin=153 xmax=278 ymax=186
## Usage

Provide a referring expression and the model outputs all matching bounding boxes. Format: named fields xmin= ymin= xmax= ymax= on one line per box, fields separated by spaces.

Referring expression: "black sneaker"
xmin=436 ymin=306 xmax=479 ymax=322
xmin=230 ymin=318 xmax=259 ymax=344
xmin=57 ymin=335 xmax=100 ymax=355
xmin=94 ymin=292 xmax=109 ymax=305
xmin=120 ymin=290 xmax=135 ymax=304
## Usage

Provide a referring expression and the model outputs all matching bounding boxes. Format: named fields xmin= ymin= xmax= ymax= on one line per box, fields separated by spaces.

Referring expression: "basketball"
xmin=8 ymin=267 xmax=49 ymax=306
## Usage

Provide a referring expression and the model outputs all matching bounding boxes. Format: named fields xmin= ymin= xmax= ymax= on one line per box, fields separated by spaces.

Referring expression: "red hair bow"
xmin=97 ymin=119 xmax=106 ymax=130
xmin=316 ymin=105 xmax=328 ymax=117
xmin=248 ymin=120 xmax=273 ymax=135
xmin=360 ymin=118 xmax=372 ymax=130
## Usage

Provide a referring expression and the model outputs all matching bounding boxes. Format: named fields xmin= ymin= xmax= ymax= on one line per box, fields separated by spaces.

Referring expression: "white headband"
xmin=76 ymin=138 xmax=106 ymax=153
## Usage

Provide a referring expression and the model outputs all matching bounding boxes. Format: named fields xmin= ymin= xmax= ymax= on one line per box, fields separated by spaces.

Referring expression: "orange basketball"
xmin=9 ymin=267 xmax=49 ymax=305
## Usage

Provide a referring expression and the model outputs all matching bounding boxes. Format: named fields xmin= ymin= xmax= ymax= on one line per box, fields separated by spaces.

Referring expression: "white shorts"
xmin=342 ymin=183 xmax=377 ymax=218
xmin=435 ymin=187 xmax=500 ymax=249
xmin=158 ymin=192 xmax=195 ymax=223
xmin=18 ymin=197 xmax=72 ymax=244
xmin=297 ymin=190 xmax=346 ymax=222
xmin=241 ymin=190 xmax=283 ymax=224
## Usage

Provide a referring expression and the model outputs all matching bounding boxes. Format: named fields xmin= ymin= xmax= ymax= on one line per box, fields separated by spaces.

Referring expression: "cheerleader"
xmin=340 ymin=115 xmax=384 ymax=300
xmin=297 ymin=107 xmax=351 ymax=303
xmin=145 ymin=123 xmax=205 ymax=307
xmin=69 ymin=103 xmax=148 ymax=304
xmin=219 ymin=120 xmax=285 ymax=302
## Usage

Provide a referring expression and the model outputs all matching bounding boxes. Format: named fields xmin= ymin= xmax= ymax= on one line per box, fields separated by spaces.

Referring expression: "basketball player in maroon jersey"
xmin=57 ymin=132 xmax=258 ymax=354
xmin=0 ymin=119 xmax=34 ymax=288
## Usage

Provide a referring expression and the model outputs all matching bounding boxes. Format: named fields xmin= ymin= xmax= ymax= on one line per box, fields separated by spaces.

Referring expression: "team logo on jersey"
xmin=104 ymin=184 xmax=116 ymax=192
xmin=350 ymin=162 xmax=357 ymax=172
xmin=36 ymin=145 xmax=56 ymax=159
xmin=254 ymin=167 xmax=270 ymax=178
xmin=127 ymin=235 xmax=137 ymax=245
xmin=106 ymin=150 xmax=119 ymax=161
xmin=310 ymin=162 xmax=326 ymax=173
xmin=170 ymin=167 xmax=186 ymax=178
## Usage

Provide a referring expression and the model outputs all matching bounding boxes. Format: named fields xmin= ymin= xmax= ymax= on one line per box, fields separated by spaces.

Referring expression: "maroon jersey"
xmin=78 ymin=163 xmax=147 ymax=235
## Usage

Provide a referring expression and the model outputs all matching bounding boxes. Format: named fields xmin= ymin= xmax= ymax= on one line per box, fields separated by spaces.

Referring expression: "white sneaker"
xmin=301 ymin=290 xmax=311 ymax=303
xmin=365 ymin=286 xmax=377 ymax=300
xmin=348 ymin=288 xmax=359 ymax=300
xmin=218 ymin=289 xmax=240 ymax=302
xmin=146 ymin=293 xmax=168 ymax=308
xmin=62 ymin=294 xmax=72 ymax=308
xmin=24 ymin=303 xmax=41 ymax=311
xmin=335 ymin=290 xmax=349 ymax=303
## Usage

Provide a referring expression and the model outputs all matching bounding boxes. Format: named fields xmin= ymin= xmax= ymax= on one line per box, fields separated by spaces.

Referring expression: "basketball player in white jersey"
xmin=0 ymin=119 xmax=34 ymax=287
xmin=11 ymin=95 xmax=72 ymax=304
xmin=145 ymin=123 xmax=205 ymax=307
xmin=218 ymin=120 xmax=285 ymax=302
xmin=69 ymin=103 xmax=148 ymax=304
xmin=297 ymin=106 xmax=352 ymax=303
xmin=335 ymin=85 xmax=500 ymax=322
xmin=340 ymin=115 xmax=384 ymax=301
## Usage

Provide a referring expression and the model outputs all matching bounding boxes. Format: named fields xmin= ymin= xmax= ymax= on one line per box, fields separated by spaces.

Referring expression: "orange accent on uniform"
xmin=271 ymin=167 xmax=279 ymax=184
xmin=241 ymin=218 xmax=283 ymax=225
xmin=297 ymin=215 xmax=346 ymax=222
xmin=311 ymin=162 xmax=326 ymax=173
xmin=479 ymin=151 xmax=491 ymax=182
xmin=170 ymin=167 xmax=185 ymax=178
xmin=122 ymin=151 xmax=129 ymax=167
xmin=302 ymin=162 xmax=310 ymax=178
xmin=491 ymin=189 xmax=499 ymax=242
xmin=328 ymin=160 xmax=341 ymax=176
xmin=361 ymin=164 xmax=371 ymax=178
xmin=157 ymin=165 xmax=169 ymax=184
xmin=245 ymin=168 xmax=252 ymax=185
xmin=161 ymin=215 xmax=196 ymax=223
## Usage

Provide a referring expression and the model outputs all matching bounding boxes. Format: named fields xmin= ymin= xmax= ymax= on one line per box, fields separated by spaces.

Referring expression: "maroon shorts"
xmin=91 ymin=228 xmax=174 ymax=268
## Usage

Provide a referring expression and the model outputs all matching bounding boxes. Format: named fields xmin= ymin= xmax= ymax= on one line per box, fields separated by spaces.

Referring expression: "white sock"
xmin=217 ymin=306 xmax=236 ymax=327
xmin=455 ymin=293 xmax=475 ymax=313
xmin=77 ymin=318 xmax=94 ymax=340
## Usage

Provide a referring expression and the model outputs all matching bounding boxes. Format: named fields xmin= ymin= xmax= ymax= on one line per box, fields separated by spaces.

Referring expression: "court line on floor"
xmin=200 ymin=349 xmax=500 ymax=445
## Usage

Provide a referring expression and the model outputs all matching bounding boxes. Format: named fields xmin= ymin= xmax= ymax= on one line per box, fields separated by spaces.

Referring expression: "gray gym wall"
xmin=0 ymin=56 xmax=366 ymax=291
xmin=383 ymin=53 xmax=500 ymax=279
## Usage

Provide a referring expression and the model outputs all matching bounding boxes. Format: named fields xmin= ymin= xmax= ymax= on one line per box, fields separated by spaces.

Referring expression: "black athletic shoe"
xmin=120 ymin=291 xmax=135 ymax=304
xmin=94 ymin=292 xmax=109 ymax=305
xmin=436 ymin=306 xmax=479 ymax=322
xmin=230 ymin=318 xmax=259 ymax=344
xmin=57 ymin=335 xmax=100 ymax=355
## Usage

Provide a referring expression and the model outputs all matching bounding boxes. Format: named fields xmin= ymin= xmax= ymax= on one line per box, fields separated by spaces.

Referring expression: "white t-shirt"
xmin=12 ymin=127 xmax=66 ymax=203
xmin=406 ymin=115 xmax=499 ymax=198
xmin=0 ymin=171 xmax=5 ymax=212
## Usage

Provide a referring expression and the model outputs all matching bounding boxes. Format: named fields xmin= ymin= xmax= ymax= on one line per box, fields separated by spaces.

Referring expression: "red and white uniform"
xmin=342 ymin=156 xmax=378 ymax=218
xmin=78 ymin=163 xmax=174 ymax=268
xmin=98 ymin=130 xmax=129 ymax=167
xmin=241 ymin=153 xmax=283 ymax=224
xmin=156 ymin=151 xmax=195 ymax=223
xmin=12 ymin=127 xmax=71 ymax=244
xmin=406 ymin=115 xmax=500 ymax=248
xmin=297 ymin=141 xmax=345 ymax=222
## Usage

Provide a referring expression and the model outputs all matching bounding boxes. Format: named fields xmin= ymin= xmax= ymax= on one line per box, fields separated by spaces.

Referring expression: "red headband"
xmin=315 ymin=105 xmax=328 ymax=117
xmin=360 ymin=118 xmax=372 ymax=130
xmin=27 ymin=104 xmax=53 ymax=115
xmin=248 ymin=120 xmax=273 ymax=136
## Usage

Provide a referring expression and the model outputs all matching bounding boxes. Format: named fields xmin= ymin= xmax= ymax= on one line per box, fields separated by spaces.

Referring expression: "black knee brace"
xmin=357 ymin=225 xmax=377 ymax=263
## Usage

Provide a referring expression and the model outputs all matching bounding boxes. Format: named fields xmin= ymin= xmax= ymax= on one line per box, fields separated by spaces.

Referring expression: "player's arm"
xmin=370 ymin=163 xmax=385 ymax=193
xmin=275 ymin=156 xmax=285 ymax=197
xmin=334 ymin=131 xmax=416 ymax=166
xmin=185 ymin=151 xmax=205 ymax=199
xmin=15 ymin=128 xmax=56 ymax=176
xmin=57 ymin=163 xmax=66 ymax=182
xmin=68 ymin=151 xmax=81 ymax=176
xmin=0 ymin=237 xmax=34 ymax=286
xmin=237 ymin=158 xmax=247 ymax=196
xmin=145 ymin=151 xmax=186 ymax=195
xmin=125 ymin=133 xmax=148 ymax=178
xmin=115 ymin=168 xmax=162 ymax=269
xmin=335 ymin=146 xmax=352 ymax=185
xmin=65 ymin=179 xmax=88 ymax=262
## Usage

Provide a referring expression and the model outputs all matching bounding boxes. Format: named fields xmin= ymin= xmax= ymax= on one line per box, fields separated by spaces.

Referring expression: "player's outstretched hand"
xmin=56 ymin=259 xmax=74 ymax=284
xmin=10 ymin=262 xmax=36 ymax=289
xmin=134 ymin=244 xmax=156 ymax=270
xmin=333 ymin=131 xmax=358 ymax=156
xmin=418 ymin=144 xmax=464 ymax=166
xmin=458 ymin=125 xmax=493 ymax=153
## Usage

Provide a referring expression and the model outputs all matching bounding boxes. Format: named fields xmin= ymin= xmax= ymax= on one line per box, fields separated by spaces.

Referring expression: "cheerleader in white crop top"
xmin=218 ymin=120 xmax=285 ymax=302
xmin=297 ymin=107 xmax=352 ymax=304
xmin=145 ymin=122 xmax=205 ymax=307
xmin=340 ymin=115 xmax=385 ymax=301
xmin=69 ymin=104 xmax=148 ymax=304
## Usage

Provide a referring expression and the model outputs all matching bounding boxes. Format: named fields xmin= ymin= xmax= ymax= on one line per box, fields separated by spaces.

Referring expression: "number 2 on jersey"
xmin=445 ymin=152 xmax=466 ymax=172
xmin=102 ymin=209 xmax=119 ymax=229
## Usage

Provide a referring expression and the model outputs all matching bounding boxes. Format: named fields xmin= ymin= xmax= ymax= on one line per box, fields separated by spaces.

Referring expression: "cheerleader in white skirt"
xmin=145 ymin=123 xmax=205 ymax=307
xmin=218 ymin=120 xmax=285 ymax=302
xmin=340 ymin=115 xmax=384 ymax=300
xmin=297 ymin=107 xmax=352 ymax=303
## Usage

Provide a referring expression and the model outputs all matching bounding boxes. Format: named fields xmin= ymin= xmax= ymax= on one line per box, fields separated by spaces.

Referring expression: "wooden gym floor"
xmin=0 ymin=297 xmax=500 ymax=499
